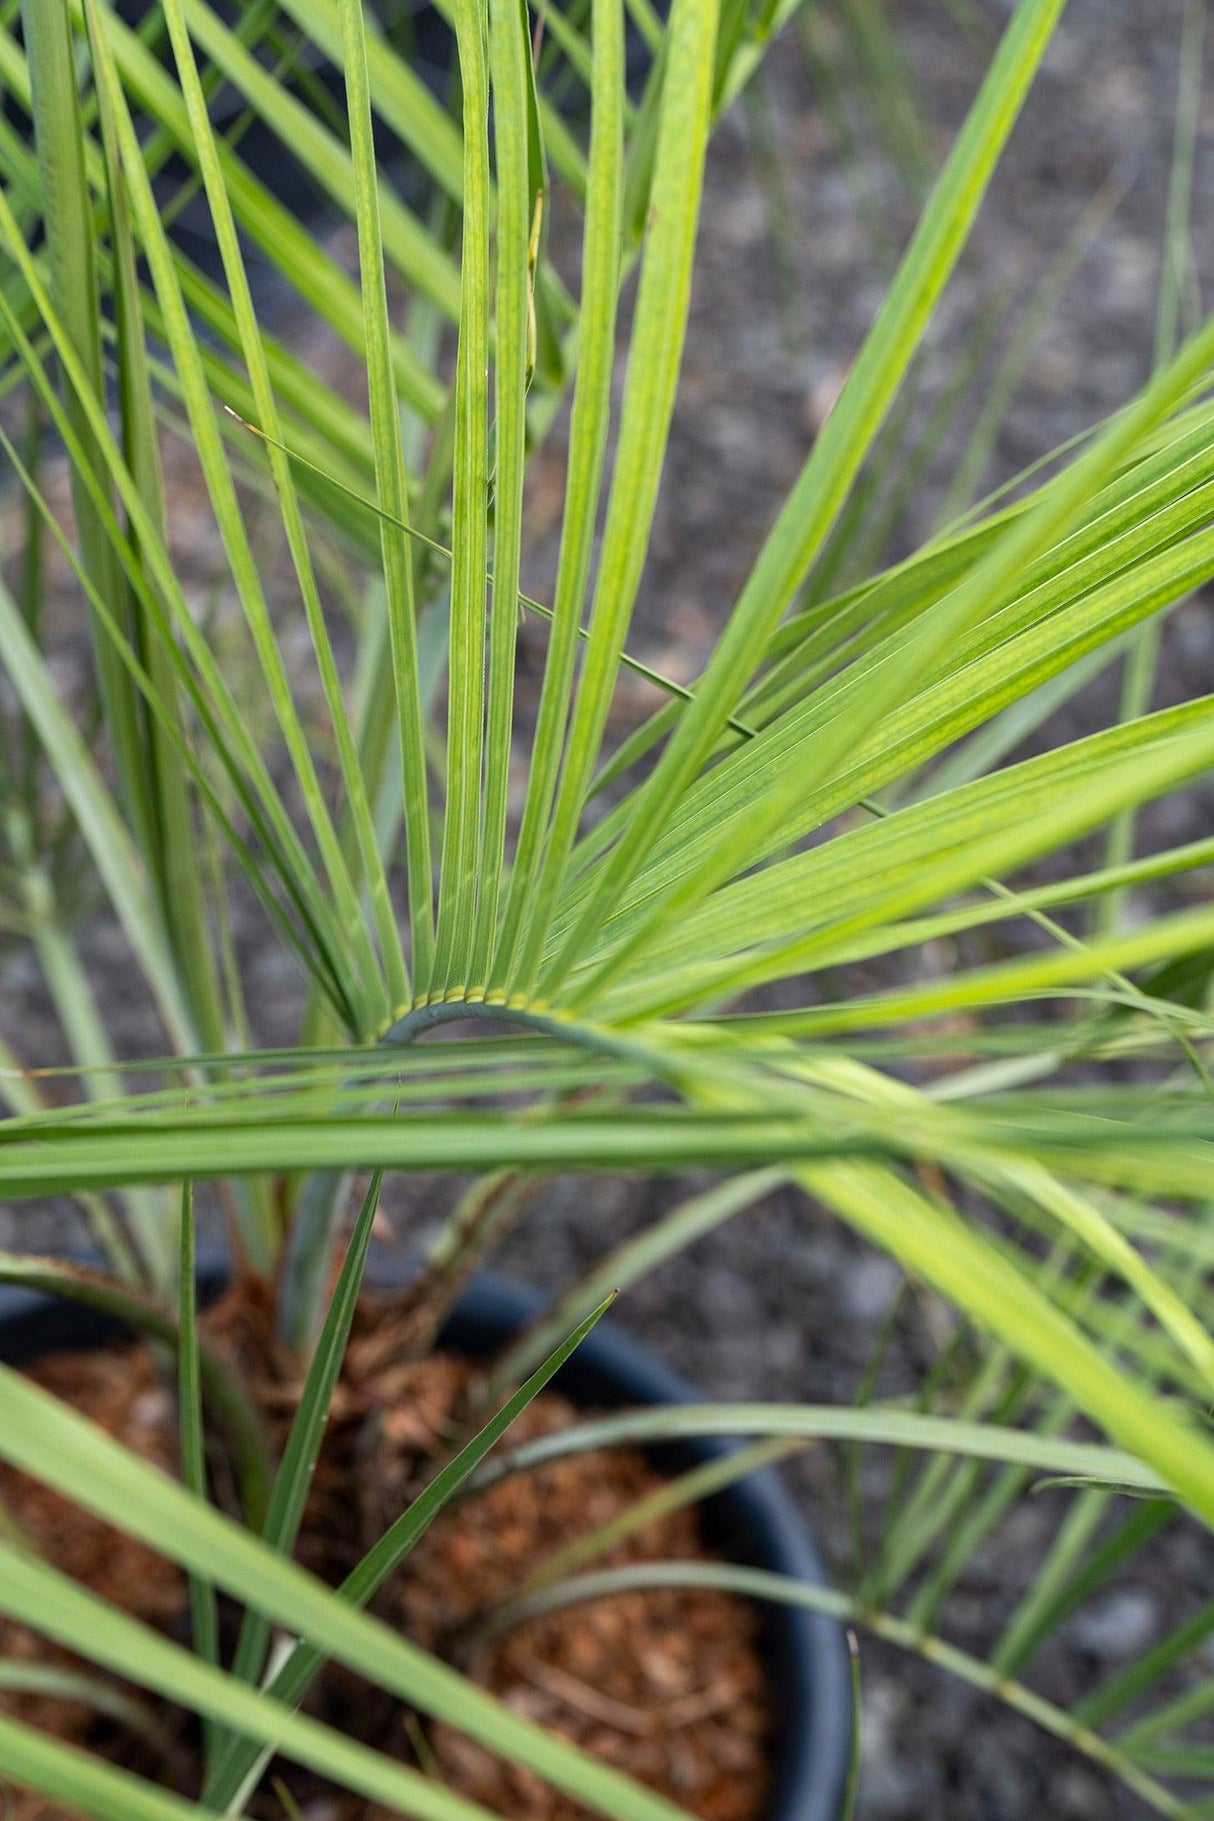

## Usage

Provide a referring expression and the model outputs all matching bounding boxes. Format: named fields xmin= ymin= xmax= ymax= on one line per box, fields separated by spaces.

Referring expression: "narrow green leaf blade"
xmin=224 ymin=1173 xmax=384 ymax=1702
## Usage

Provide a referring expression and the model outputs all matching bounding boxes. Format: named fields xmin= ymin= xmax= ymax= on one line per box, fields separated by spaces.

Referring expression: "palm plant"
xmin=1 ymin=0 xmax=1214 ymax=1813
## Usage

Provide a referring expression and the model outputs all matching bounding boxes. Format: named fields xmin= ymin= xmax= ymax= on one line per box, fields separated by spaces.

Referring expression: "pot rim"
xmin=0 ymin=1257 xmax=853 ymax=1821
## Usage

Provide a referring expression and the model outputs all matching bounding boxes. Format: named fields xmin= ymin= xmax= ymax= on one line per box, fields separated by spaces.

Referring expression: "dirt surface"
xmin=0 ymin=1284 xmax=770 ymax=1821
xmin=2 ymin=2 xmax=1213 ymax=1816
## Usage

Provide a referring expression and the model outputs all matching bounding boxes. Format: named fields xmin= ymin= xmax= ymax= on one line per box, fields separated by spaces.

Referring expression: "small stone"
xmin=844 ymin=1256 xmax=902 ymax=1322
xmin=1070 ymin=1588 xmax=1157 ymax=1659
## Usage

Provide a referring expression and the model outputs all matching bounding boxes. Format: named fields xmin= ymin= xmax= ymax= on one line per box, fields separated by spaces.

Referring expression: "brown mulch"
xmin=0 ymin=1277 xmax=772 ymax=1821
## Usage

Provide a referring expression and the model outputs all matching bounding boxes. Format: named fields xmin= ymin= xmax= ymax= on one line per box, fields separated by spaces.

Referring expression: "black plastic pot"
xmin=0 ymin=1266 xmax=852 ymax=1821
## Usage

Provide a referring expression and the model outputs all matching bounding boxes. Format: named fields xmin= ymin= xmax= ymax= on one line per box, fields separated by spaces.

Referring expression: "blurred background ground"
xmin=2 ymin=1 xmax=1213 ymax=1814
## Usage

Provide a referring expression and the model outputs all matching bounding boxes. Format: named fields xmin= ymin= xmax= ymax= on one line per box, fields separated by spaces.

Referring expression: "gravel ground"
xmin=2 ymin=1 xmax=1214 ymax=1815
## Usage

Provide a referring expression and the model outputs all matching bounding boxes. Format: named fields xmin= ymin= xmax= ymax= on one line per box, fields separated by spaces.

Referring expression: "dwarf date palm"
xmin=0 ymin=0 xmax=1213 ymax=1813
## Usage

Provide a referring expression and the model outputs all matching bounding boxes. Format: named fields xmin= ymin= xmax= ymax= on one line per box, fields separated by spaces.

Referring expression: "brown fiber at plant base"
xmin=0 ymin=1278 xmax=771 ymax=1821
